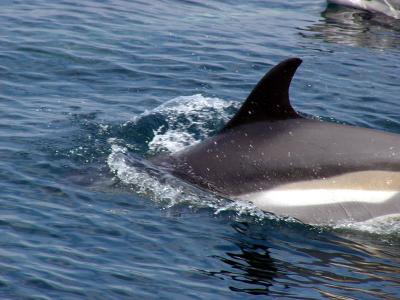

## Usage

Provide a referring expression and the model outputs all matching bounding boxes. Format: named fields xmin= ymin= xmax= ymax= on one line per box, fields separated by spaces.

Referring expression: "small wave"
xmin=128 ymin=94 xmax=238 ymax=154
xmin=334 ymin=214 xmax=400 ymax=235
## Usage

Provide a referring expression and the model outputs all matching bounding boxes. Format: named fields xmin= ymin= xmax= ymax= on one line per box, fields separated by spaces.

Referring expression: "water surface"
xmin=1 ymin=1 xmax=400 ymax=299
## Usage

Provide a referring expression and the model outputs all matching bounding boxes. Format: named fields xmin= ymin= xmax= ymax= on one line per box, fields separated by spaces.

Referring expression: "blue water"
xmin=1 ymin=0 xmax=400 ymax=299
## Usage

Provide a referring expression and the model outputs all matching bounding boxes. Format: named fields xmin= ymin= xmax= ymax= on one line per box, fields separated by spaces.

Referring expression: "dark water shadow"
xmin=302 ymin=4 xmax=400 ymax=49
xmin=213 ymin=242 xmax=277 ymax=295
xmin=200 ymin=221 xmax=280 ymax=296
xmin=201 ymin=219 xmax=400 ymax=299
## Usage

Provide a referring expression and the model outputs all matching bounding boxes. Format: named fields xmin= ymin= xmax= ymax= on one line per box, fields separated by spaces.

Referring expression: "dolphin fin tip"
xmin=221 ymin=57 xmax=303 ymax=131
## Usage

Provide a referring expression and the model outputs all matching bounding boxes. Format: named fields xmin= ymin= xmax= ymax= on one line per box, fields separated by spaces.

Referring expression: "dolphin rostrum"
xmin=152 ymin=58 xmax=400 ymax=225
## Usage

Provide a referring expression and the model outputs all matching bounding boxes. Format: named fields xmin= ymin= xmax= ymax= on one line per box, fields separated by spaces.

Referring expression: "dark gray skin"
xmin=155 ymin=118 xmax=400 ymax=196
xmin=152 ymin=58 xmax=400 ymax=224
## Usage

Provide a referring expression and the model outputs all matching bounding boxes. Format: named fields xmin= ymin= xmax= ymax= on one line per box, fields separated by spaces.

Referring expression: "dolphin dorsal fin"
xmin=222 ymin=58 xmax=302 ymax=131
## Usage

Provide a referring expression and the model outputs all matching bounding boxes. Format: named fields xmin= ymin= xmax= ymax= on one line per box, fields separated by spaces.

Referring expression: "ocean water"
xmin=1 ymin=0 xmax=400 ymax=299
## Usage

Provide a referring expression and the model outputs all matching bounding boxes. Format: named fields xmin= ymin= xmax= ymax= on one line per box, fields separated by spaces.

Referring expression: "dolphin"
xmin=328 ymin=0 xmax=400 ymax=19
xmin=151 ymin=58 xmax=400 ymax=225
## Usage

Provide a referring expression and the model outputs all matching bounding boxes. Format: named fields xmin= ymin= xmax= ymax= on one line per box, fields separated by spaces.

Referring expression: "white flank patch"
xmin=239 ymin=189 xmax=399 ymax=207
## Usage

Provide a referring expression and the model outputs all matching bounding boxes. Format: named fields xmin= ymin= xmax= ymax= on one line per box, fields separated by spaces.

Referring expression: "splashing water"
xmin=138 ymin=94 xmax=237 ymax=154
xmin=106 ymin=94 xmax=280 ymax=221
xmin=335 ymin=214 xmax=400 ymax=234
xmin=107 ymin=143 xmax=269 ymax=221
xmin=107 ymin=94 xmax=400 ymax=234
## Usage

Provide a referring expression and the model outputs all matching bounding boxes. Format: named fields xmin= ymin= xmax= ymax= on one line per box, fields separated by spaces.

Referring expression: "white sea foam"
xmin=143 ymin=94 xmax=237 ymax=153
xmin=335 ymin=214 xmax=400 ymax=235
xmin=108 ymin=144 xmax=194 ymax=207
xmin=149 ymin=128 xmax=197 ymax=154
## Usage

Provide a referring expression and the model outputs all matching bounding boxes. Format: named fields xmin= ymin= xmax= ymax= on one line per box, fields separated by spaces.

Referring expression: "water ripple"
xmin=0 ymin=0 xmax=399 ymax=299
